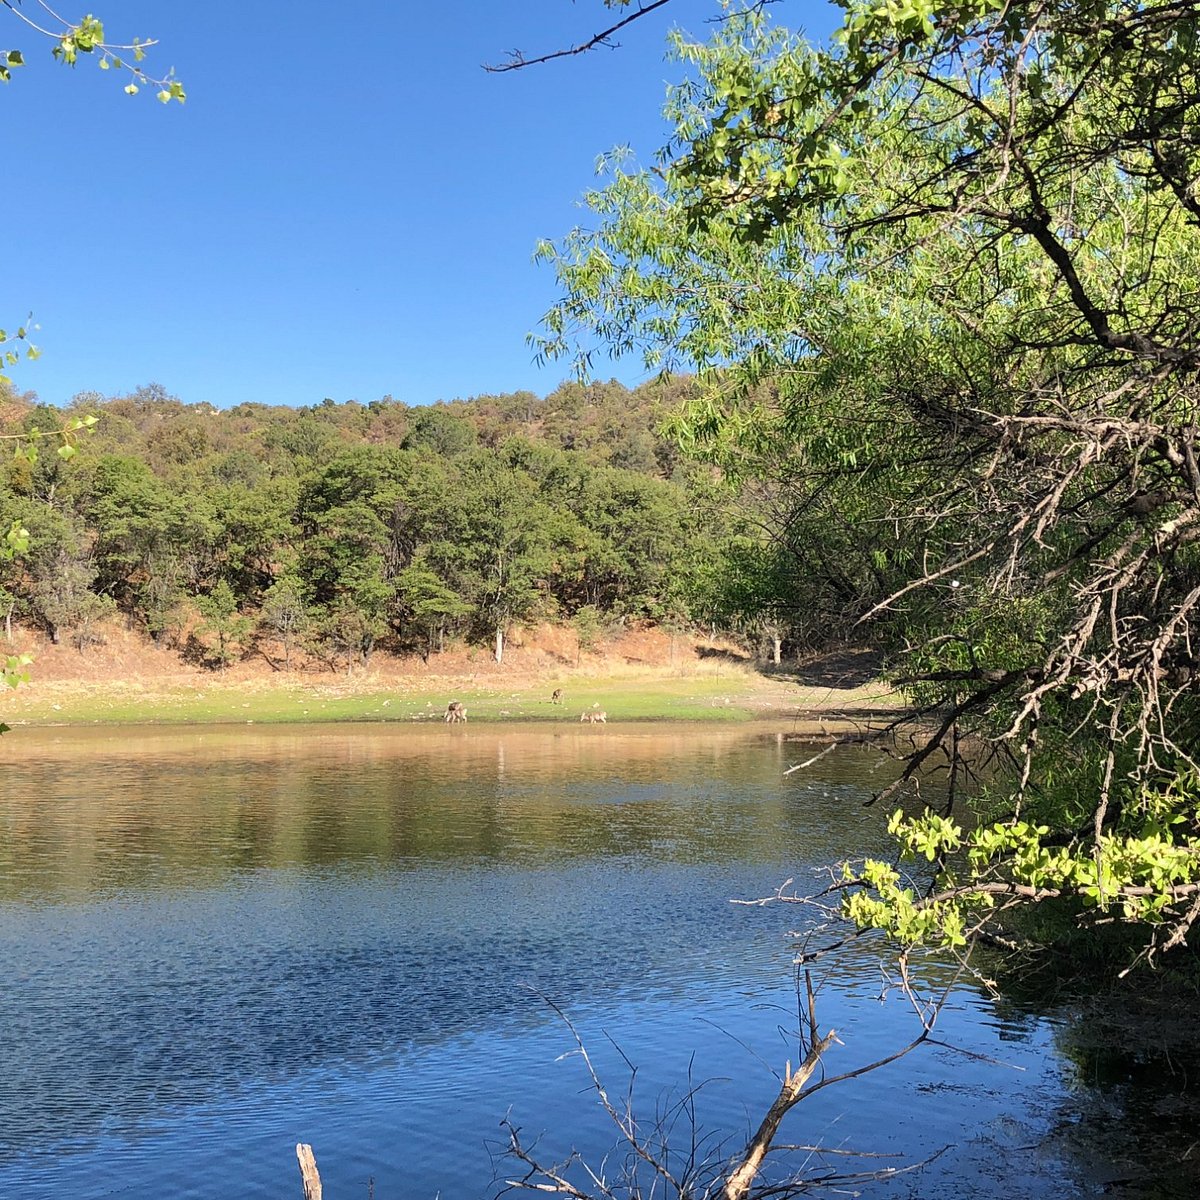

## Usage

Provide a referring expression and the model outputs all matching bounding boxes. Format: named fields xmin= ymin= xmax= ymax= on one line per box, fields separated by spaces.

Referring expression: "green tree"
xmin=196 ymin=579 xmax=252 ymax=670
xmin=537 ymin=0 xmax=1200 ymax=963
xmin=86 ymin=456 xmax=218 ymax=641
xmin=0 ymin=518 xmax=31 ymax=704
xmin=453 ymin=453 xmax=560 ymax=664
xmin=295 ymin=451 xmax=406 ymax=668
xmin=395 ymin=559 xmax=473 ymax=660
xmin=572 ymin=604 xmax=604 ymax=664
xmin=258 ymin=572 xmax=310 ymax=672
xmin=402 ymin=404 xmax=478 ymax=458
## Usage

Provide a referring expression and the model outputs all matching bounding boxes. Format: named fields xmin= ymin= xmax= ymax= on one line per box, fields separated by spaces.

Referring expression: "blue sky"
xmin=6 ymin=2 xmax=833 ymax=410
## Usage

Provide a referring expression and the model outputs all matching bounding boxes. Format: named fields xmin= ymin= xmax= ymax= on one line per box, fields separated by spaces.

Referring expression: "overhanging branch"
xmin=484 ymin=0 xmax=675 ymax=73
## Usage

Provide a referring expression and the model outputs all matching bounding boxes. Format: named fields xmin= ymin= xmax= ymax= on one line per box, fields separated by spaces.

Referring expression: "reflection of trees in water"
xmin=0 ymin=734 xmax=905 ymax=1160
xmin=982 ymin=952 xmax=1200 ymax=1200
xmin=4 ymin=730 xmax=1196 ymax=1198
xmin=0 ymin=731 xmax=901 ymax=901
xmin=1048 ymin=992 xmax=1200 ymax=1200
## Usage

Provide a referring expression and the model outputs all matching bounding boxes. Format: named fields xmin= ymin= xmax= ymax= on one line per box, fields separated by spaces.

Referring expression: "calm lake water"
xmin=0 ymin=723 xmax=1195 ymax=1199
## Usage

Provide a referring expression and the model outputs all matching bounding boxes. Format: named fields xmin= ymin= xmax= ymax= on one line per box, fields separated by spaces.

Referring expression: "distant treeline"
xmin=0 ymin=378 xmax=801 ymax=669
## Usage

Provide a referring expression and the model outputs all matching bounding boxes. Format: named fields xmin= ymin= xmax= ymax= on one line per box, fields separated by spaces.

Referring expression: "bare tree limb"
xmin=484 ymin=1 xmax=676 ymax=73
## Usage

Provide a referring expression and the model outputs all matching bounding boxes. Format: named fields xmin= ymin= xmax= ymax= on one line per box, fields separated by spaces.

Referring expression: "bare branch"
xmin=484 ymin=1 xmax=675 ymax=73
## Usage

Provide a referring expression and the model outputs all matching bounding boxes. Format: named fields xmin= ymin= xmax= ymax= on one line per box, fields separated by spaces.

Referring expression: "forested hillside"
xmin=0 ymin=378 xmax=807 ymax=671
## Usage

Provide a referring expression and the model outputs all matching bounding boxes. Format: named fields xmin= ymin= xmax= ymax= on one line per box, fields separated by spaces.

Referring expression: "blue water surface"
xmin=0 ymin=724 xmax=1187 ymax=1198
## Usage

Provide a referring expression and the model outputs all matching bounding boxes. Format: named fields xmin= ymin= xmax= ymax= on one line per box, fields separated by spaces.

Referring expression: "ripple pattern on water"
xmin=2 ymin=725 xmax=1190 ymax=1199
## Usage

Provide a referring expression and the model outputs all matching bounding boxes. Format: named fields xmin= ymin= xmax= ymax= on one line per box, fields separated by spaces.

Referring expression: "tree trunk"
xmin=772 ymin=634 xmax=782 ymax=666
xmin=494 ymin=625 xmax=504 ymax=664
xmin=723 ymin=1028 xmax=838 ymax=1200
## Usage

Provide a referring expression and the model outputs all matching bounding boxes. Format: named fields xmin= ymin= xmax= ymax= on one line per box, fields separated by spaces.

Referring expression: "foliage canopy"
xmin=538 ymin=0 xmax=1200 ymax=966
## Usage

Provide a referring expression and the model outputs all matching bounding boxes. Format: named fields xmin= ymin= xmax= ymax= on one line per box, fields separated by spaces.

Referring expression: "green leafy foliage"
xmin=0 ymin=3 xmax=184 ymax=100
xmin=195 ymin=579 xmax=252 ymax=670
xmin=0 ymin=382 xmax=735 ymax=670
xmin=533 ymin=1 xmax=1200 ymax=965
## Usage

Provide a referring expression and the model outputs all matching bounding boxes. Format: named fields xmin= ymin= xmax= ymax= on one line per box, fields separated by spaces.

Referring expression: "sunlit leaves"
xmin=1 ymin=3 xmax=184 ymax=100
xmin=0 ymin=317 xmax=40 ymax=386
xmin=0 ymin=47 xmax=22 ymax=81
xmin=3 ymin=520 xmax=30 ymax=560
xmin=2 ymin=653 xmax=33 ymax=690
xmin=843 ymin=776 xmax=1200 ymax=951
xmin=3 ymin=411 xmax=99 ymax=466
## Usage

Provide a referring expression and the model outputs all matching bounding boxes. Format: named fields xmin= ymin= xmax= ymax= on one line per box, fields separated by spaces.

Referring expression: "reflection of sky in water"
xmin=0 ymin=727 xmax=1193 ymax=1198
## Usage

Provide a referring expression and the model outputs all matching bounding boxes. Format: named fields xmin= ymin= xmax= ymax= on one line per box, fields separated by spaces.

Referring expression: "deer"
xmin=580 ymin=710 xmax=607 ymax=723
xmin=444 ymin=701 xmax=467 ymax=724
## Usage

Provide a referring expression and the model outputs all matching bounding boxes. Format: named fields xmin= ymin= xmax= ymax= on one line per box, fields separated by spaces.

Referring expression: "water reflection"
xmin=1 ymin=725 xmax=891 ymax=900
xmin=0 ymin=725 xmax=1194 ymax=1199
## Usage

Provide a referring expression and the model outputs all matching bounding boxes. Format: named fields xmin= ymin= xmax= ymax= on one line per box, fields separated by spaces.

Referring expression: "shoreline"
xmin=0 ymin=664 xmax=900 ymax=731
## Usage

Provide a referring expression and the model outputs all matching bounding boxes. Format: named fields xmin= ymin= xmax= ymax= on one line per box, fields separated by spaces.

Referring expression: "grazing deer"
xmin=551 ymin=688 xmax=563 ymax=705
xmin=444 ymin=701 xmax=467 ymax=724
xmin=580 ymin=710 xmax=607 ymax=723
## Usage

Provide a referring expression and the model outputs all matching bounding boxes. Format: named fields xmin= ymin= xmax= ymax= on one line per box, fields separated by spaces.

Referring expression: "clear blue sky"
xmin=6 ymin=1 xmax=833 ymax=410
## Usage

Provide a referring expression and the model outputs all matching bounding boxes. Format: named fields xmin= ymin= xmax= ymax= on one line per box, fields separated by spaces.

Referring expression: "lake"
xmin=0 ymin=723 xmax=1194 ymax=1199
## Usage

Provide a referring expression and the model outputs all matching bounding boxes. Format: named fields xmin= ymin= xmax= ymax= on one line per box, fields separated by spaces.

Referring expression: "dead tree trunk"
xmin=722 ymin=1028 xmax=837 ymax=1200
xmin=296 ymin=1143 xmax=322 ymax=1200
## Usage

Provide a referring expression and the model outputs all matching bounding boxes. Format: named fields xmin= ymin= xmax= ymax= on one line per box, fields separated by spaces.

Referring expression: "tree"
xmin=707 ymin=538 xmax=795 ymax=666
xmin=402 ymin=404 xmax=478 ymax=458
xmin=395 ymin=559 xmax=472 ymax=660
xmin=536 ymin=1 xmax=1200 ymax=965
xmin=258 ymin=572 xmax=309 ymax=672
xmin=86 ymin=456 xmax=218 ymax=641
xmin=572 ymin=603 xmax=603 ymax=664
xmin=453 ymin=452 xmax=559 ymax=664
xmin=17 ymin=506 xmax=110 ymax=647
xmin=196 ymin=579 xmax=252 ymax=670
xmin=294 ymin=449 xmax=409 ymax=669
xmin=0 ymin=518 xmax=31 ymax=708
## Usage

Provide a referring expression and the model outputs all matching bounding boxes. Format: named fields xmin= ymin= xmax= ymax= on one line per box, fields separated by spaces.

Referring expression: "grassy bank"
xmin=0 ymin=662 xmax=898 ymax=729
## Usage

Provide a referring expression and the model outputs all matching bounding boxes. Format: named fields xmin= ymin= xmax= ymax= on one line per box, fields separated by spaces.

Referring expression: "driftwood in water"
xmin=296 ymin=1143 xmax=322 ymax=1200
